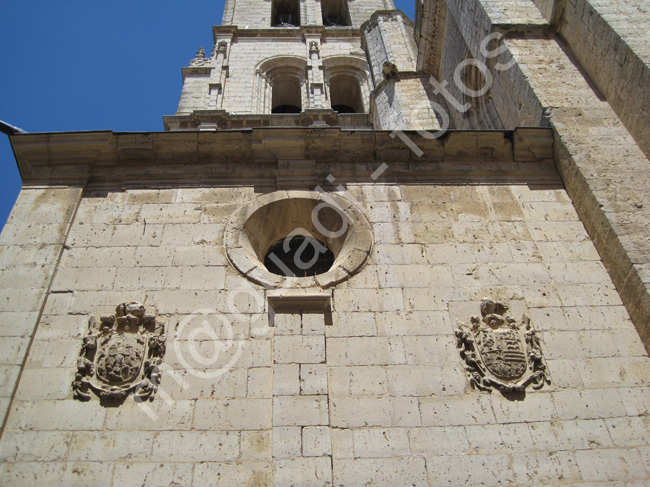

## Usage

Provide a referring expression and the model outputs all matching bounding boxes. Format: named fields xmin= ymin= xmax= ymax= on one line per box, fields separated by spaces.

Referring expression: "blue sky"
xmin=0 ymin=0 xmax=414 ymax=231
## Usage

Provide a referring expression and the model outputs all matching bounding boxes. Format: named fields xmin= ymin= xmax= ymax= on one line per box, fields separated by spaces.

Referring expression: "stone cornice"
xmin=10 ymin=127 xmax=555 ymax=188
xmin=212 ymin=25 xmax=361 ymax=42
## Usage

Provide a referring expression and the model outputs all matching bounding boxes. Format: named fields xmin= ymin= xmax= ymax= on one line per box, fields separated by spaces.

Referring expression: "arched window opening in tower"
xmin=321 ymin=0 xmax=351 ymax=26
xmin=272 ymin=0 xmax=300 ymax=26
xmin=329 ymin=74 xmax=363 ymax=113
xmin=265 ymin=236 xmax=335 ymax=277
xmin=272 ymin=77 xmax=302 ymax=113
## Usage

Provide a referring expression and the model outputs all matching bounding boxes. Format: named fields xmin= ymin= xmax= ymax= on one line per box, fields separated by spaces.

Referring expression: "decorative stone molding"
xmin=72 ymin=302 xmax=166 ymax=403
xmin=190 ymin=47 xmax=209 ymax=66
xmin=382 ymin=61 xmax=400 ymax=81
xmin=225 ymin=190 xmax=373 ymax=289
xmin=217 ymin=40 xmax=229 ymax=52
xmin=456 ymin=298 xmax=550 ymax=393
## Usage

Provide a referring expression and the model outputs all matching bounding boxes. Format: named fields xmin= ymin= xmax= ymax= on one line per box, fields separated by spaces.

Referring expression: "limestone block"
xmin=0 ymin=289 xmax=45 ymax=313
xmin=419 ymin=395 xmax=496 ymax=426
xmin=0 ymin=461 xmax=113 ymax=487
xmin=103 ymin=399 xmax=194 ymax=431
xmin=273 ymin=396 xmax=329 ymax=426
xmin=193 ymin=398 xmax=272 ymax=430
xmin=160 ymin=223 xmax=225 ymax=247
xmin=241 ymin=430 xmax=272 ymax=461
xmin=171 ymin=312 xmax=249 ymax=341
xmin=605 ymin=416 xmax=650 ymax=447
xmin=528 ymin=419 xmax=613 ymax=451
xmin=273 ymin=335 xmax=325 ymax=364
xmin=172 ymin=245 xmax=227 ymax=266
xmin=328 ymin=366 xmax=388 ymax=396
xmin=61 ymin=246 xmax=136 ymax=269
xmin=300 ymin=364 xmax=327 ymax=395
xmin=302 ymin=312 xmax=325 ymax=335
xmin=0 ymin=366 xmax=20 ymax=397
xmin=159 ymin=367 xmax=248 ymax=400
xmin=0 ymin=337 xmax=30 ymax=366
xmin=194 ymin=462 xmax=272 ymax=487
xmin=575 ymin=448 xmax=647 ymax=482
xmin=124 ymin=189 xmax=177 ymax=204
xmin=386 ymin=365 xmax=465 ymax=396
xmin=248 ymin=367 xmax=273 ymax=398
xmin=179 ymin=265 xmax=227 ymax=290
xmin=0 ymin=431 xmax=71 ymax=462
xmin=333 ymin=288 xmax=404 ymax=312
xmin=273 ymin=457 xmax=332 ymax=487
xmin=1 ymin=222 xmax=69 ymax=247
xmin=326 ymin=312 xmax=377 ymax=337
xmin=274 ymin=364 xmax=300 ymax=395
xmin=491 ymin=393 xmax=556 ymax=423
xmin=353 ymin=428 xmax=410 ymax=458
xmin=326 ymin=337 xmax=406 ymax=366
xmin=274 ymin=313 xmax=302 ymax=335
xmin=6 ymin=400 xmax=107 ymax=431
xmin=333 ymin=457 xmax=427 ymax=487
xmin=618 ymin=387 xmax=650 ymax=417
xmin=113 ymin=463 xmax=194 ymax=487
xmin=426 ymin=454 xmax=514 ymax=486
xmin=468 ymin=423 xmax=536 ymax=455
xmin=375 ymin=311 xmax=453 ymax=336
xmin=0 ymin=312 xmax=41 ymax=338
xmin=330 ymin=397 xmax=420 ymax=428
xmin=67 ymin=432 xmax=153 ymax=461
xmin=108 ymin=223 xmax=164 ymax=247
xmin=331 ymin=428 xmax=354 ymax=459
xmin=166 ymin=339 xmax=271 ymax=370
xmin=133 ymin=246 xmax=175 ymax=267
xmin=542 ymin=359 xmax=584 ymax=389
xmin=15 ymin=368 xmax=74 ymax=401
xmin=152 ymin=431 xmax=240 ymax=462
xmin=408 ymin=426 xmax=470 ymax=456
xmin=553 ymin=389 xmax=627 ymax=420
xmin=273 ymin=426 xmax=302 ymax=458
xmin=114 ymin=266 xmax=182 ymax=291
xmin=302 ymin=426 xmax=332 ymax=456
xmin=402 ymin=336 xmax=458 ymax=365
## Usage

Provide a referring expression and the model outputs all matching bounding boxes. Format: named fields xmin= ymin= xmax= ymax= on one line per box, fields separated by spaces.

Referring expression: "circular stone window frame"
xmin=224 ymin=190 xmax=373 ymax=289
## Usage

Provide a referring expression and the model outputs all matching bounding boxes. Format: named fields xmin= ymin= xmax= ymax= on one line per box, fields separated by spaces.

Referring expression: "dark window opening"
xmin=322 ymin=0 xmax=351 ymax=26
xmin=272 ymin=104 xmax=302 ymax=113
xmin=272 ymin=0 xmax=300 ymax=26
xmin=272 ymin=77 xmax=302 ymax=113
xmin=265 ymin=236 xmax=335 ymax=277
xmin=329 ymin=74 xmax=363 ymax=113
xmin=331 ymin=104 xmax=356 ymax=114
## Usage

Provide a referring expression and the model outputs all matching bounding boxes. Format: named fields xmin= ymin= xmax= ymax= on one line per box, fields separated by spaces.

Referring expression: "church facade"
xmin=1 ymin=0 xmax=649 ymax=485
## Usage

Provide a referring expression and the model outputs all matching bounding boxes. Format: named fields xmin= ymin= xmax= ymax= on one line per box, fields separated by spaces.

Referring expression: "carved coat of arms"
xmin=456 ymin=298 xmax=550 ymax=393
xmin=72 ymin=302 xmax=166 ymax=403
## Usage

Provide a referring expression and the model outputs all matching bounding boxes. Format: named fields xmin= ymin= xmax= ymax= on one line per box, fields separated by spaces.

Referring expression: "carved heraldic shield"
xmin=456 ymin=298 xmax=550 ymax=393
xmin=72 ymin=302 xmax=166 ymax=402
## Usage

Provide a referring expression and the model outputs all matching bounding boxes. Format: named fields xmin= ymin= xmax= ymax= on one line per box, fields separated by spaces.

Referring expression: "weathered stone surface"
xmin=2 ymin=0 xmax=650 ymax=484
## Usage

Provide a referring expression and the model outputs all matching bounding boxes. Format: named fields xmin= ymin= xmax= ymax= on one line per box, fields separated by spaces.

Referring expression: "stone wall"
xmin=506 ymin=36 xmax=650 ymax=351
xmin=557 ymin=0 xmax=650 ymax=159
xmin=1 ymin=127 xmax=650 ymax=484
xmin=425 ymin=0 xmax=650 ymax=355
xmin=0 ymin=187 xmax=82 ymax=432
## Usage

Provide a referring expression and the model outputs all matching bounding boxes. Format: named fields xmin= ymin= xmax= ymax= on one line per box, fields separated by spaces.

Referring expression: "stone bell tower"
xmin=163 ymin=0 xmax=443 ymax=132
